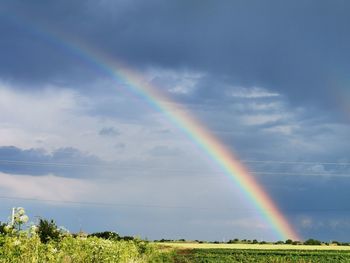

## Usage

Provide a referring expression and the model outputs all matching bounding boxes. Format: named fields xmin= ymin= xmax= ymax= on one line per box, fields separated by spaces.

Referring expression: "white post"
xmin=11 ymin=207 xmax=15 ymax=226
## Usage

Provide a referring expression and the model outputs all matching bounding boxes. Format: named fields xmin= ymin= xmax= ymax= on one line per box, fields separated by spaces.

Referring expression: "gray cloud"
xmin=0 ymin=0 xmax=349 ymax=111
xmin=149 ymin=146 xmax=181 ymax=157
xmin=99 ymin=127 xmax=120 ymax=137
xmin=0 ymin=146 xmax=102 ymax=178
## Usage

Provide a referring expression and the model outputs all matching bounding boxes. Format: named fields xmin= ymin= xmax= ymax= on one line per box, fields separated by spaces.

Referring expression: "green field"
xmin=157 ymin=243 xmax=350 ymax=262
xmin=169 ymin=248 xmax=350 ymax=263
xmin=158 ymin=242 xmax=350 ymax=250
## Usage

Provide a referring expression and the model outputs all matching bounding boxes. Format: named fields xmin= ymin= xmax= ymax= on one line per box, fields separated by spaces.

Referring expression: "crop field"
xmin=157 ymin=243 xmax=350 ymax=262
xmin=169 ymin=248 xmax=350 ymax=263
xmin=158 ymin=242 xmax=350 ymax=250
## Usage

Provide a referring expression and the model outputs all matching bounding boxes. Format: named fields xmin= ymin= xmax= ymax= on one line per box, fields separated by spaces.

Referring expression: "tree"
xmin=37 ymin=219 xmax=60 ymax=243
xmin=0 ymin=222 xmax=7 ymax=235
xmin=285 ymin=239 xmax=293 ymax=244
xmin=304 ymin=238 xmax=321 ymax=245
xmin=227 ymin=238 xmax=240 ymax=244
xmin=89 ymin=231 xmax=120 ymax=240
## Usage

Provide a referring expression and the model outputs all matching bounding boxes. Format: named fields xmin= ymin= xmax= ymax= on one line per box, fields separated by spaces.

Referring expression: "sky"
xmin=0 ymin=0 xmax=350 ymax=242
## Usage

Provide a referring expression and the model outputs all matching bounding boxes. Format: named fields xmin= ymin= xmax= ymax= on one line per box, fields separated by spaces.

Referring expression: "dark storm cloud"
xmin=1 ymin=0 xmax=350 ymax=108
xmin=260 ymin=173 xmax=350 ymax=241
xmin=0 ymin=146 xmax=102 ymax=177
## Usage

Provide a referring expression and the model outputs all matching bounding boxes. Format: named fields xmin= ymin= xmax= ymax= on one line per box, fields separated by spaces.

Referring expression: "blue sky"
xmin=0 ymin=0 xmax=350 ymax=241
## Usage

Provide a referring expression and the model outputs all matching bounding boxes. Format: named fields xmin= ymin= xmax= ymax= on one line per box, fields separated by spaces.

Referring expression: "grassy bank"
xmin=0 ymin=235 xmax=170 ymax=263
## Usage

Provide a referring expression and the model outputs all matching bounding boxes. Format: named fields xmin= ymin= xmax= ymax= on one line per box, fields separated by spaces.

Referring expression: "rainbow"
xmin=8 ymin=16 xmax=299 ymax=240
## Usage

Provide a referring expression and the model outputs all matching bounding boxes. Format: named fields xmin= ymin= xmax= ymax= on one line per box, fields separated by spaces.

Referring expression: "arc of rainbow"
xmin=10 ymin=17 xmax=299 ymax=240
xmin=114 ymin=64 xmax=299 ymax=241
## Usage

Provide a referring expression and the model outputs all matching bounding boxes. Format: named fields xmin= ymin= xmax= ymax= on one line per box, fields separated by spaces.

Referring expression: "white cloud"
xmin=0 ymin=83 xmax=195 ymax=162
xmin=240 ymin=114 xmax=283 ymax=126
xmin=263 ymin=124 xmax=298 ymax=135
xmin=0 ymin=172 xmax=94 ymax=202
xmin=146 ymin=68 xmax=203 ymax=95
xmin=229 ymin=86 xmax=280 ymax=99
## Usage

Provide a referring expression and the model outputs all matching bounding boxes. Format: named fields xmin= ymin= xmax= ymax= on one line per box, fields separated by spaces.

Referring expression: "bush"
xmin=285 ymin=239 xmax=293 ymax=244
xmin=37 ymin=219 xmax=60 ymax=244
xmin=0 ymin=235 xmax=164 ymax=262
xmin=304 ymin=238 xmax=321 ymax=245
xmin=88 ymin=231 xmax=120 ymax=240
xmin=0 ymin=222 xmax=7 ymax=235
xmin=120 ymin=236 xmax=134 ymax=241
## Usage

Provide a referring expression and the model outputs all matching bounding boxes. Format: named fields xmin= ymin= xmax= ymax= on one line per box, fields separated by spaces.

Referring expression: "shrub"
xmin=0 ymin=222 xmax=7 ymax=235
xmin=285 ymin=239 xmax=293 ymax=244
xmin=120 ymin=236 xmax=134 ymax=241
xmin=37 ymin=219 xmax=60 ymax=243
xmin=304 ymin=238 xmax=321 ymax=245
xmin=228 ymin=238 xmax=240 ymax=244
xmin=88 ymin=231 xmax=120 ymax=240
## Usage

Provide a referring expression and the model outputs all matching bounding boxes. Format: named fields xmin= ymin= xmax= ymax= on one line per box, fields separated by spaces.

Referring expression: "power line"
xmin=0 ymin=159 xmax=349 ymax=170
xmin=0 ymin=159 xmax=349 ymax=178
xmin=1 ymin=196 xmax=350 ymax=213
xmin=0 ymin=159 xmax=100 ymax=168
xmin=241 ymin=160 xmax=350 ymax=166
xmin=251 ymin=171 xmax=350 ymax=177
xmin=0 ymin=196 xmax=208 ymax=210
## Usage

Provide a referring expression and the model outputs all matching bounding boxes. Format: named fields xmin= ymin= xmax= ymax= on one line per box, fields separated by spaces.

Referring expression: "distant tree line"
xmin=154 ymin=236 xmax=350 ymax=246
xmin=88 ymin=231 xmax=135 ymax=241
xmin=4 ymin=214 xmax=348 ymax=247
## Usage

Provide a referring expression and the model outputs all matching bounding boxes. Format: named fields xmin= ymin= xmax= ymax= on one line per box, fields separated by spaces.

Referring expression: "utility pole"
xmin=11 ymin=207 xmax=15 ymax=226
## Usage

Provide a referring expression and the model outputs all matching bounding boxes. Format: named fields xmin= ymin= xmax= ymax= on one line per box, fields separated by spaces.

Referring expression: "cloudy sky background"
xmin=0 ymin=0 xmax=350 ymax=241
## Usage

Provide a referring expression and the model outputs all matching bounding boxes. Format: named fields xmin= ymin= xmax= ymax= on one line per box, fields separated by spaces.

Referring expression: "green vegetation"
xmin=170 ymin=248 xmax=350 ymax=263
xmin=0 ymin=207 xmax=167 ymax=262
xmin=159 ymin=242 xmax=350 ymax=251
xmin=37 ymin=219 xmax=61 ymax=244
xmin=2 ymin=207 xmax=350 ymax=262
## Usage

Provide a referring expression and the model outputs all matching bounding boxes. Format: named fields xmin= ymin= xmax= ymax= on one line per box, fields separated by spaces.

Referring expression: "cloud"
xmin=0 ymin=146 xmax=102 ymax=178
xmin=1 ymin=0 xmax=349 ymax=112
xmin=114 ymin=143 xmax=125 ymax=150
xmin=0 ymin=172 xmax=94 ymax=202
xmin=99 ymin=127 xmax=120 ymax=137
xmin=229 ymin=87 xmax=280 ymax=99
xmin=148 ymin=146 xmax=181 ymax=157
